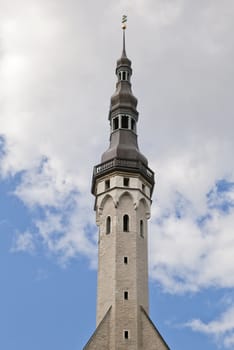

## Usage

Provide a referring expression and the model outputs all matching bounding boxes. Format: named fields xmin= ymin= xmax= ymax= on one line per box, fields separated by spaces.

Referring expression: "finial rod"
xmin=121 ymin=15 xmax=127 ymax=57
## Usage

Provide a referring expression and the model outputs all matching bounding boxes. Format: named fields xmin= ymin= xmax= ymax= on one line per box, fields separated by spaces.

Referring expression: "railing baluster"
xmin=93 ymin=158 xmax=154 ymax=183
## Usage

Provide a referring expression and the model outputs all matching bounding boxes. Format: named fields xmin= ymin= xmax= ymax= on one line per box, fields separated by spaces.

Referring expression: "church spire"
xmin=100 ymin=17 xmax=149 ymax=168
xmin=91 ymin=17 xmax=155 ymax=195
xmin=115 ymin=16 xmax=133 ymax=86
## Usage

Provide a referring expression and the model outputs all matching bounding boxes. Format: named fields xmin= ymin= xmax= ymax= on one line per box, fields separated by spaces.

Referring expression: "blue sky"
xmin=1 ymin=1 xmax=234 ymax=349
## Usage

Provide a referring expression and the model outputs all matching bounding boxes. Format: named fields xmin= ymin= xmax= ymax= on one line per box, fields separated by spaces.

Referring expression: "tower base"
xmin=83 ymin=306 xmax=170 ymax=350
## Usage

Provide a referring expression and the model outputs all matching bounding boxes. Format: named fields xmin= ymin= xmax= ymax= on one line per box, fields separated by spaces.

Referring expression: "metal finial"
xmin=121 ymin=15 xmax=127 ymax=56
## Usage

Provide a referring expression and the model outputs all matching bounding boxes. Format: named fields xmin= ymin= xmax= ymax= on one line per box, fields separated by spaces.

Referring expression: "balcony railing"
xmin=93 ymin=158 xmax=154 ymax=183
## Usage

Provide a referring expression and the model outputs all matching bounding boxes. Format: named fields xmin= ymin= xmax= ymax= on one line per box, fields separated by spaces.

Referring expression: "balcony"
xmin=92 ymin=158 xmax=154 ymax=193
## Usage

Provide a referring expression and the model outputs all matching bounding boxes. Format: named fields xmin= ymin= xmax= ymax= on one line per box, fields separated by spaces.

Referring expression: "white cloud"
xmin=149 ymin=187 xmax=234 ymax=293
xmin=14 ymin=157 xmax=77 ymax=208
xmin=34 ymin=201 xmax=97 ymax=268
xmin=185 ymin=305 xmax=234 ymax=348
xmin=224 ymin=334 xmax=234 ymax=348
xmin=11 ymin=231 xmax=35 ymax=253
xmin=0 ymin=1 xmax=234 ymax=295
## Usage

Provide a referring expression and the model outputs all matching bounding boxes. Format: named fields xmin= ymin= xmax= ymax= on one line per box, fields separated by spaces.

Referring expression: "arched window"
xmin=140 ymin=220 xmax=144 ymax=238
xmin=113 ymin=117 xmax=119 ymax=130
xmin=121 ymin=115 xmax=129 ymax=129
xmin=106 ymin=216 xmax=111 ymax=234
xmin=118 ymin=70 xmax=130 ymax=82
xmin=131 ymin=118 xmax=136 ymax=131
xmin=123 ymin=215 xmax=129 ymax=232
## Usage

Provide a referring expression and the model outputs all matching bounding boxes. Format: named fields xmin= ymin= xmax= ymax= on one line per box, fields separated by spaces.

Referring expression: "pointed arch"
xmin=138 ymin=197 xmax=151 ymax=219
xmin=118 ymin=190 xmax=134 ymax=204
xmin=99 ymin=194 xmax=115 ymax=212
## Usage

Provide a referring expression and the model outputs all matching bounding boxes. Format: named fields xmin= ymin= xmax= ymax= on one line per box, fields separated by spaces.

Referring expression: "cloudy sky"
xmin=0 ymin=0 xmax=234 ymax=349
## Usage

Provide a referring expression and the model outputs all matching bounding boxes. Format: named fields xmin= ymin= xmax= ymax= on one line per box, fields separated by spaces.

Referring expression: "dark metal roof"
xmin=92 ymin=29 xmax=154 ymax=194
xmin=101 ymin=129 xmax=147 ymax=165
xmin=109 ymin=81 xmax=138 ymax=117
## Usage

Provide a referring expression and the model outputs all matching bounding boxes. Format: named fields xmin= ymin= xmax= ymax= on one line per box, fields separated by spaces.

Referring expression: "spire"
xmin=100 ymin=15 xmax=149 ymax=168
xmin=91 ymin=17 xmax=155 ymax=195
xmin=117 ymin=15 xmax=131 ymax=71
xmin=110 ymin=15 xmax=137 ymax=120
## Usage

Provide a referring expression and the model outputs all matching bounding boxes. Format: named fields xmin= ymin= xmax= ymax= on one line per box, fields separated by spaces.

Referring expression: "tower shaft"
xmin=95 ymin=171 xmax=151 ymax=349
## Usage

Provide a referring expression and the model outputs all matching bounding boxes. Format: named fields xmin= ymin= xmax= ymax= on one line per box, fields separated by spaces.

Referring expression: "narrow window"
xmin=131 ymin=118 xmax=135 ymax=131
xmin=124 ymin=330 xmax=129 ymax=339
xmin=121 ymin=115 xmax=129 ymax=129
xmin=123 ymin=215 xmax=129 ymax=232
xmin=142 ymin=183 xmax=145 ymax=192
xmin=106 ymin=216 xmax=111 ymax=234
xmin=118 ymin=72 xmax=121 ymax=81
xmin=113 ymin=117 xmax=119 ymax=130
xmin=124 ymin=256 xmax=128 ymax=264
xmin=122 ymin=71 xmax=126 ymax=80
xmin=124 ymin=291 xmax=129 ymax=300
xmin=140 ymin=220 xmax=144 ymax=238
xmin=105 ymin=179 xmax=110 ymax=190
xmin=123 ymin=177 xmax=129 ymax=187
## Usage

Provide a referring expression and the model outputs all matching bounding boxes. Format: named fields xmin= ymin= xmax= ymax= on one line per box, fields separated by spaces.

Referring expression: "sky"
xmin=0 ymin=0 xmax=234 ymax=349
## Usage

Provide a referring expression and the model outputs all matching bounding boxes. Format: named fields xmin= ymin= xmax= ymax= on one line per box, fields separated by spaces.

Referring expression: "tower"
xmin=84 ymin=19 xmax=170 ymax=350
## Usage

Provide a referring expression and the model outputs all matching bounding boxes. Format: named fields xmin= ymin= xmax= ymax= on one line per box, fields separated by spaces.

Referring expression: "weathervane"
xmin=122 ymin=15 xmax=127 ymax=30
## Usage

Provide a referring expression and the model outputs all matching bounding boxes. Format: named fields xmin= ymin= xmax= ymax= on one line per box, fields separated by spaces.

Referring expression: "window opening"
xmin=113 ymin=117 xmax=119 ymax=130
xmin=123 ymin=177 xmax=129 ymax=187
xmin=123 ymin=215 xmax=129 ymax=232
xmin=131 ymin=118 xmax=135 ymax=131
xmin=142 ymin=183 xmax=145 ymax=192
xmin=122 ymin=71 xmax=126 ymax=80
xmin=118 ymin=72 xmax=121 ymax=80
xmin=121 ymin=115 xmax=129 ymax=129
xmin=124 ymin=330 xmax=129 ymax=339
xmin=106 ymin=216 xmax=111 ymax=234
xmin=140 ymin=220 xmax=144 ymax=238
xmin=124 ymin=291 xmax=129 ymax=300
xmin=105 ymin=179 xmax=110 ymax=190
xmin=124 ymin=256 xmax=128 ymax=264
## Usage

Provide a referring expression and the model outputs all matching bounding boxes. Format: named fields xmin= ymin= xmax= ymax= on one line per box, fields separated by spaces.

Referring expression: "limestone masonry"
xmin=83 ymin=23 xmax=170 ymax=350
